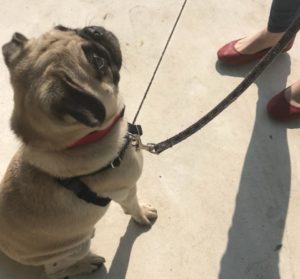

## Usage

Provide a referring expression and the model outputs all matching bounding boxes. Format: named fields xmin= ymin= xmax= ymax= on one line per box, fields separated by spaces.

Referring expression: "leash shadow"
xmin=216 ymin=54 xmax=296 ymax=279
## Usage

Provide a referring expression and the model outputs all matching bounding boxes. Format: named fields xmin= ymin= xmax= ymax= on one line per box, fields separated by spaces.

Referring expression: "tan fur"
xmin=0 ymin=26 xmax=157 ymax=279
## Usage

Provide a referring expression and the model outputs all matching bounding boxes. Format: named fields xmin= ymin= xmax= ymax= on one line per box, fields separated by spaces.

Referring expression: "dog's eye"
xmin=92 ymin=54 xmax=106 ymax=72
xmin=82 ymin=45 xmax=108 ymax=76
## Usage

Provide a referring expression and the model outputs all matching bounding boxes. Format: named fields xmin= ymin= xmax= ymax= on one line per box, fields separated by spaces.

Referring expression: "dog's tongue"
xmin=68 ymin=107 xmax=125 ymax=148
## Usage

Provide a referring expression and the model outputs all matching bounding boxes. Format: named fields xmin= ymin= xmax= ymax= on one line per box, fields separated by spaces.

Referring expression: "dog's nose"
xmin=83 ymin=26 xmax=106 ymax=39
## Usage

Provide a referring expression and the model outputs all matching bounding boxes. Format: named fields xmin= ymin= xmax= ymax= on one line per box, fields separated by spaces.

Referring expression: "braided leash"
xmin=140 ymin=12 xmax=300 ymax=155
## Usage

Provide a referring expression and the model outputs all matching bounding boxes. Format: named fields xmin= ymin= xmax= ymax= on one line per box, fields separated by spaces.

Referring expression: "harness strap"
xmin=56 ymin=123 xmax=142 ymax=207
xmin=56 ymin=177 xmax=112 ymax=206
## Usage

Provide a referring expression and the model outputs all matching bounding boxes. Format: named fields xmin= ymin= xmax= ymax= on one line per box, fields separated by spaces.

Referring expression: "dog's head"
xmin=2 ymin=25 xmax=123 ymax=149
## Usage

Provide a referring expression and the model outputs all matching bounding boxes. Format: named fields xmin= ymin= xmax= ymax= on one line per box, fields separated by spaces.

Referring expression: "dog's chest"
xmin=84 ymin=147 xmax=143 ymax=197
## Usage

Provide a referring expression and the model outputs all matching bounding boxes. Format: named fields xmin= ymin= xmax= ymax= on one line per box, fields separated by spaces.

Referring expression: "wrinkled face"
xmin=1 ymin=25 xmax=123 ymax=148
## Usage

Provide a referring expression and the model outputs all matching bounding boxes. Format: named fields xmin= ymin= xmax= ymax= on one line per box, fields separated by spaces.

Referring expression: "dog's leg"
xmin=44 ymin=240 xmax=104 ymax=279
xmin=119 ymin=185 xmax=157 ymax=226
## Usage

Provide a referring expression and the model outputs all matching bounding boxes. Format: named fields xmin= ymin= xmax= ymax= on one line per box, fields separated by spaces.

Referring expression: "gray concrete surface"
xmin=1 ymin=0 xmax=300 ymax=279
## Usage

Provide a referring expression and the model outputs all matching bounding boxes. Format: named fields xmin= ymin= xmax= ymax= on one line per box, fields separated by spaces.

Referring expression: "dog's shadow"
xmin=0 ymin=219 xmax=149 ymax=279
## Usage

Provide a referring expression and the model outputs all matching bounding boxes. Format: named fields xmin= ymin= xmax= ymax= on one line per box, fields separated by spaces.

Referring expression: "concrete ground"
xmin=1 ymin=0 xmax=300 ymax=278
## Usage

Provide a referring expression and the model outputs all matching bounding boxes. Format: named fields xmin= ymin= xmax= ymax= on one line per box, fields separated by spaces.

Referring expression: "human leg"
xmin=218 ymin=0 xmax=300 ymax=61
xmin=235 ymin=0 xmax=300 ymax=54
xmin=268 ymin=0 xmax=300 ymax=32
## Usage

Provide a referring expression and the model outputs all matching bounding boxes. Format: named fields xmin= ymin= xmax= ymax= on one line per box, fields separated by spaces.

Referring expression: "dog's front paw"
xmin=133 ymin=204 xmax=158 ymax=226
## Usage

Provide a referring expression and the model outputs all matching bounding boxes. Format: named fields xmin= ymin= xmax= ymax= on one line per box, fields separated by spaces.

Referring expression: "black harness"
xmin=55 ymin=123 xmax=142 ymax=207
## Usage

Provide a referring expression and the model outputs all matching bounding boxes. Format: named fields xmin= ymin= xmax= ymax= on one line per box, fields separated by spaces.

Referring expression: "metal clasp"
xmin=130 ymin=134 xmax=156 ymax=153
xmin=110 ymin=156 xmax=122 ymax=168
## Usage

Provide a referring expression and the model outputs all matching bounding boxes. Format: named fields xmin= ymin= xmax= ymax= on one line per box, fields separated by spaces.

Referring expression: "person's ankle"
xmin=235 ymin=29 xmax=284 ymax=54
xmin=263 ymin=29 xmax=284 ymax=43
xmin=284 ymin=80 xmax=300 ymax=108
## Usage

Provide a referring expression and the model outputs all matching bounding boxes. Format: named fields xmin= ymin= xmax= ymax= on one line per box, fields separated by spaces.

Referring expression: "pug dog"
xmin=0 ymin=25 xmax=157 ymax=279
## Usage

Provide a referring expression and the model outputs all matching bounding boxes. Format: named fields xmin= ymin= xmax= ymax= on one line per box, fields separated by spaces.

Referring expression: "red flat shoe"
xmin=267 ymin=88 xmax=300 ymax=121
xmin=217 ymin=38 xmax=294 ymax=65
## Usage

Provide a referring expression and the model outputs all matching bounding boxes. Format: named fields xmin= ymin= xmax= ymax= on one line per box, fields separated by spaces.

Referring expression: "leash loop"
xmin=143 ymin=11 xmax=300 ymax=155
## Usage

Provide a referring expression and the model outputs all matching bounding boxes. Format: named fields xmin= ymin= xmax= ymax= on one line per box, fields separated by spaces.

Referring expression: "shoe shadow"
xmin=0 ymin=219 xmax=151 ymax=279
xmin=216 ymin=54 xmax=296 ymax=279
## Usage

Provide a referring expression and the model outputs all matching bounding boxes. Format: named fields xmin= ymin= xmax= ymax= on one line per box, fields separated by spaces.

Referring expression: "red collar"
xmin=68 ymin=107 xmax=125 ymax=148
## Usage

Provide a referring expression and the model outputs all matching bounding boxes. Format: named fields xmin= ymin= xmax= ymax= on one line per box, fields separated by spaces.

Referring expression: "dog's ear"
xmin=53 ymin=78 xmax=106 ymax=127
xmin=2 ymin=32 xmax=28 ymax=66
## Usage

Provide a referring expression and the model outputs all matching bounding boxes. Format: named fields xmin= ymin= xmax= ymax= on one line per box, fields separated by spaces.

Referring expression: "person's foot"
xmin=235 ymin=28 xmax=284 ymax=54
xmin=217 ymin=28 xmax=294 ymax=65
xmin=267 ymin=80 xmax=300 ymax=121
xmin=283 ymin=80 xmax=300 ymax=108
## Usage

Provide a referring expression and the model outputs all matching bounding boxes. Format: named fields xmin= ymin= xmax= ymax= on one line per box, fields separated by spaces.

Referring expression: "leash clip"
xmin=128 ymin=123 xmax=158 ymax=154
xmin=131 ymin=134 xmax=157 ymax=154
